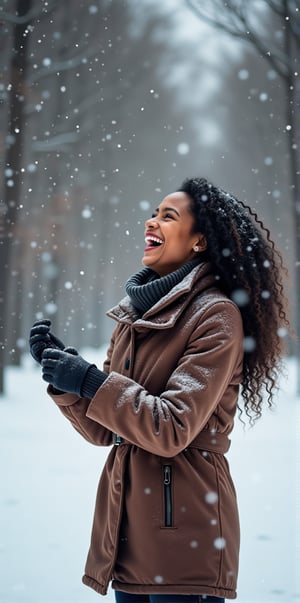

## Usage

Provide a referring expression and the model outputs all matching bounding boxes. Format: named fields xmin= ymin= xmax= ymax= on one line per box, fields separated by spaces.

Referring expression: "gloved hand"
xmin=49 ymin=346 xmax=79 ymax=395
xmin=29 ymin=319 xmax=65 ymax=364
xmin=42 ymin=347 xmax=108 ymax=398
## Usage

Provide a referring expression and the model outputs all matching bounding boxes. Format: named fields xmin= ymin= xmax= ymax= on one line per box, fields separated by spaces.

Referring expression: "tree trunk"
xmin=0 ymin=0 xmax=32 ymax=394
xmin=282 ymin=0 xmax=300 ymax=390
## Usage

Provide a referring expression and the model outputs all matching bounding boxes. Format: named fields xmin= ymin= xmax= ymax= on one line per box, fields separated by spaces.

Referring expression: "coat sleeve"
xmin=85 ymin=301 xmax=244 ymax=457
xmin=102 ymin=327 xmax=116 ymax=373
xmin=47 ymin=390 xmax=114 ymax=446
xmin=46 ymin=329 xmax=118 ymax=446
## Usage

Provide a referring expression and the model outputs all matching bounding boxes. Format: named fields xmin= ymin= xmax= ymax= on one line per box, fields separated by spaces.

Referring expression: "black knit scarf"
xmin=125 ymin=258 xmax=202 ymax=315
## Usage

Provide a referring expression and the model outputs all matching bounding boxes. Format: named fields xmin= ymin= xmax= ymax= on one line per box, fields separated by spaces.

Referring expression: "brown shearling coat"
xmin=48 ymin=262 xmax=244 ymax=599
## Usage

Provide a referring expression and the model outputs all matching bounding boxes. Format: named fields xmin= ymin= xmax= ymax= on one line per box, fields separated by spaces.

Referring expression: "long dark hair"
xmin=178 ymin=177 xmax=290 ymax=423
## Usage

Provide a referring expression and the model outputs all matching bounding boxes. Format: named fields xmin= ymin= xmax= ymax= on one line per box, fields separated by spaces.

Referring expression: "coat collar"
xmin=106 ymin=262 xmax=216 ymax=330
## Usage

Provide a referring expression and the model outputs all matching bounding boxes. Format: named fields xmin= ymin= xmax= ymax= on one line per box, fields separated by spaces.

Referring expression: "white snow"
xmin=0 ymin=352 xmax=299 ymax=603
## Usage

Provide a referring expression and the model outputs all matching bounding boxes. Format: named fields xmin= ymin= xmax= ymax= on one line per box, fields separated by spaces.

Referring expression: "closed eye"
xmin=151 ymin=206 xmax=180 ymax=220
xmin=150 ymin=212 xmax=176 ymax=220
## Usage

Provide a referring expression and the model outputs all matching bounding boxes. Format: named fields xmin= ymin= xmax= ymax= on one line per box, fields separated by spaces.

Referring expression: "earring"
xmin=193 ymin=246 xmax=200 ymax=252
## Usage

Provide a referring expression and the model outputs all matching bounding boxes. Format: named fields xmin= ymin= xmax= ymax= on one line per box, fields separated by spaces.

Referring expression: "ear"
xmin=193 ymin=235 xmax=207 ymax=253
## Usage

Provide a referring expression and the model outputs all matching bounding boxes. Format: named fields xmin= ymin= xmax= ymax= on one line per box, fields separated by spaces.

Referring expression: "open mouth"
xmin=144 ymin=235 xmax=164 ymax=250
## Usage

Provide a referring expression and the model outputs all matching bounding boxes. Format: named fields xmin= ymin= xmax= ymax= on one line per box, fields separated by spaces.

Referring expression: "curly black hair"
xmin=178 ymin=177 xmax=290 ymax=423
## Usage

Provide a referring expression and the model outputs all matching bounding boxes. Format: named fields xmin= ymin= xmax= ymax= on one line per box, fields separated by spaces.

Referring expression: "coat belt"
xmin=188 ymin=430 xmax=230 ymax=454
xmin=113 ymin=431 xmax=230 ymax=454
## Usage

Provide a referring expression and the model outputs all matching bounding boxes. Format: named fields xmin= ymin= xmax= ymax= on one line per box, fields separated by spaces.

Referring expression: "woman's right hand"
xmin=29 ymin=319 xmax=65 ymax=364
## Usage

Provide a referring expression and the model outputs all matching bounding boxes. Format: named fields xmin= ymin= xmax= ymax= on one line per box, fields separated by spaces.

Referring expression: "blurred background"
xmin=0 ymin=3 xmax=299 ymax=603
xmin=1 ymin=0 xmax=299 ymax=394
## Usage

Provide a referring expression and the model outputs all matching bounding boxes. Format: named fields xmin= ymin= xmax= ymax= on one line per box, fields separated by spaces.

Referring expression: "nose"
xmin=145 ymin=215 xmax=159 ymax=229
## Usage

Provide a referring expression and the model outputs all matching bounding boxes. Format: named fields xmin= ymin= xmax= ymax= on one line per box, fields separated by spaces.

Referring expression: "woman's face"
xmin=142 ymin=191 xmax=206 ymax=277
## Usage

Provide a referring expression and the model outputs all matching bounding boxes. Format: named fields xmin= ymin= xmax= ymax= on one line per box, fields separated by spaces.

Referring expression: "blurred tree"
xmin=0 ymin=0 xmax=199 ymax=391
xmin=186 ymin=0 xmax=300 ymax=381
xmin=0 ymin=0 xmax=32 ymax=393
xmin=2 ymin=0 xmax=293 ymax=394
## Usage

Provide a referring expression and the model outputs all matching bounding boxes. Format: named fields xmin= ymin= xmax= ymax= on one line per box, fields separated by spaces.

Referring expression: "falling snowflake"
xmin=243 ymin=336 xmax=256 ymax=353
xmin=44 ymin=302 xmax=57 ymax=315
xmin=177 ymin=142 xmax=190 ymax=155
xmin=82 ymin=207 xmax=92 ymax=219
xmin=214 ymin=537 xmax=226 ymax=550
xmin=139 ymin=200 xmax=151 ymax=211
xmin=205 ymin=491 xmax=218 ymax=504
xmin=238 ymin=69 xmax=249 ymax=80
xmin=231 ymin=289 xmax=249 ymax=307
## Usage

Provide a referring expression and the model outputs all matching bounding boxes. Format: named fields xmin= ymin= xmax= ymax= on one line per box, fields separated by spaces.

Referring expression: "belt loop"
xmin=113 ymin=433 xmax=123 ymax=446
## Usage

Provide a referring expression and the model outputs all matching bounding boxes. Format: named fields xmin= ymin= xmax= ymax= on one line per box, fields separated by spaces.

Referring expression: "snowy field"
xmin=0 ymin=350 xmax=299 ymax=603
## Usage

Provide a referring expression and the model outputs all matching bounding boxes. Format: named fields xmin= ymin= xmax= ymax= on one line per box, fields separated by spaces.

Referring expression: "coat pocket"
xmin=162 ymin=464 xmax=173 ymax=527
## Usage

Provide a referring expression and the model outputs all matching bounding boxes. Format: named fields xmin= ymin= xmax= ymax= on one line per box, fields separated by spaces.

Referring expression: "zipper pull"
xmin=163 ymin=465 xmax=171 ymax=485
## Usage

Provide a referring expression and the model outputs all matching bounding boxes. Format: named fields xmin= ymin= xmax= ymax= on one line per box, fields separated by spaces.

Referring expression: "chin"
xmin=142 ymin=258 xmax=159 ymax=274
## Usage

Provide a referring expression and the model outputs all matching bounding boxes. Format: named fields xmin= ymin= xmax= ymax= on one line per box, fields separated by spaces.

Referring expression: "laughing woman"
xmin=29 ymin=177 xmax=289 ymax=603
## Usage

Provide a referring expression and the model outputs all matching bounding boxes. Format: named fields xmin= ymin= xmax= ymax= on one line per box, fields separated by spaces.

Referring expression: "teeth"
xmin=145 ymin=236 xmax=163 ymax=245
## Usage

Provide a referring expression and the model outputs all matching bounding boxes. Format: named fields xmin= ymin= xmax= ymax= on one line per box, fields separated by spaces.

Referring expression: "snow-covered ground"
xmin=0 ymin=351 xmax=299 ymax=603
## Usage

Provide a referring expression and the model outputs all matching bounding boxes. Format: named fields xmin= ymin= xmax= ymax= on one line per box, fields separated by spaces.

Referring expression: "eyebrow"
xmin=154 ymin=206 xmax=180 ymax=217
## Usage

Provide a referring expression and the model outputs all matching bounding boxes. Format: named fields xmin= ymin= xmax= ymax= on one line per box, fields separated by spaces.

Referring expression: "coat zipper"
xmin=163 ymin=464 xmax=173 ymax=527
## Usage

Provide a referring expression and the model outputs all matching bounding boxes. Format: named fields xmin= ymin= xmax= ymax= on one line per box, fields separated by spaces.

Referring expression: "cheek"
xmin=167 ymin=238 xmax=190 ymax=256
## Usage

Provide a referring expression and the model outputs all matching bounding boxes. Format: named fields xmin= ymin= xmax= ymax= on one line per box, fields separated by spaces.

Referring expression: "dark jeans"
xmin=115 ymin=592 xmax=225 ymax=603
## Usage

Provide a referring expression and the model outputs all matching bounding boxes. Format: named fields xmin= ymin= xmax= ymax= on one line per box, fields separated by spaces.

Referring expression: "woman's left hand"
xmin=41 ymin=347 xmax=93 ymax=396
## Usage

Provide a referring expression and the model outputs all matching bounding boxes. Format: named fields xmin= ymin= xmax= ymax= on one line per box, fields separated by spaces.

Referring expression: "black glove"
xmin=29 ymin=319 xmax=65 ymax=364
xmin=41 ymin=347 xmax=107 ymax=397
xmin=49 ymin=346 xmax=79 ymax=395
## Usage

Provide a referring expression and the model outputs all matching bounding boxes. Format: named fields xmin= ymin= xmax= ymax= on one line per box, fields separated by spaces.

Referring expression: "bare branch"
xmin=186 ymin=0 xmax=246 ymax=37
xmin=27 ymin=41 xmax=102 ymax=84
xmin=0 ymin=0 xmax=58 ymax=24
xmin=32 ymin=131 xmax=78 ymax=153
xmin=186 ymin=0 xmax=294 ymax=79
xmin=235 ymin=2 xmax=291 ymax=77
